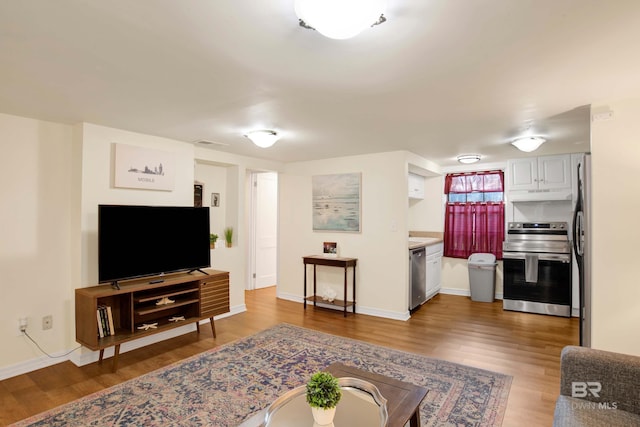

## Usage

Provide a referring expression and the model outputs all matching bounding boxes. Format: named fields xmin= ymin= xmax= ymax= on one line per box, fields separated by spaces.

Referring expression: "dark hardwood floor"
xmin=0 ymin=287 xmax=578 ymax=426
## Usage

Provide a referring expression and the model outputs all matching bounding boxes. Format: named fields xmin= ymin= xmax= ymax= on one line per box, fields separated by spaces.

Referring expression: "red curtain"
xmin=443 ymin=171 xmax=504 ymax=259
xmin=444 ymin=170 xmax=504 ymax=194
xmin=444 ymin=203 xmax=474 ymax=258
xmin=473 ymin=203 xmax=504 ymax=259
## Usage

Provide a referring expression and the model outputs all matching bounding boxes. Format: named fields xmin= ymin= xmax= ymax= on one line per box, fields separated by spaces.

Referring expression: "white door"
xmin=254 ymin=172 xmax=278 ymax=289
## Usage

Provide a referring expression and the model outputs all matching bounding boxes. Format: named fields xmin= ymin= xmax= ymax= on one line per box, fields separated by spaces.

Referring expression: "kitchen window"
xmin=444 ymin=171 xmax=504 ymax=259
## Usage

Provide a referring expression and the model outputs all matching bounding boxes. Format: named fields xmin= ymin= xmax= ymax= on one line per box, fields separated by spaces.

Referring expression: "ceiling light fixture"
xmin=244 ymin=130 xmax=280 ymax=148
xmin=511 ymin=136 xmax=546 ymax=152
xmin=294 ymin=0 xmax=387 ymax=40
xmin=457 ymin=154 xmax=481 ymax=164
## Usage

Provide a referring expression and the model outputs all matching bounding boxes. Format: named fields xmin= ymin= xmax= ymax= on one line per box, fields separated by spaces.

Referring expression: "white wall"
xmin=0 ymin=113 xmax=76 ymax=376
xmin=0 ymin=117 xmax=284 ymax=377
xmin=78 ymin=123 xmax=196 ymax=286
xmin=194 ymin=147 xmax=283 ymax=311
xmin=278 ymin=151 xmax=412 ymax=319
xmin=194 ymin=162 xmax=228 ymax=241
xmin=590 ymin=98 xmax=640 ymax=356
xmin=408 ymin=175 xmax=444 ymax=232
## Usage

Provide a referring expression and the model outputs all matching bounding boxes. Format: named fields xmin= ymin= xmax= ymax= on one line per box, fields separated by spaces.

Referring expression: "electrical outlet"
xmin=42 ymin=315 xmax=53 ymax=330
xmin=18 ymin=317 xmax=28 ymax=335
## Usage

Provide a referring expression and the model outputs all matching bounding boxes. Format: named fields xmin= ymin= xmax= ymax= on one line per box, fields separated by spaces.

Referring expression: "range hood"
xmin=508 ymin=189 xmax=572 ymax=202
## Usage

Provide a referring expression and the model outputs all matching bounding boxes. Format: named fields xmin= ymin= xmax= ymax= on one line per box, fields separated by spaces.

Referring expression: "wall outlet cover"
xmin=42 ymin=315 xmax=53 ymax=330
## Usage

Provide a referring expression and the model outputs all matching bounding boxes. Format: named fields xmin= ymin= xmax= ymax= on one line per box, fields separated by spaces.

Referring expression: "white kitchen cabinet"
xmin=408 ymin=173 xmax=425 ymax=199
xmin=425 ymin=243 xmax=443 ymax=300
xmin=508 ymin=155 xmax=572 ymax=191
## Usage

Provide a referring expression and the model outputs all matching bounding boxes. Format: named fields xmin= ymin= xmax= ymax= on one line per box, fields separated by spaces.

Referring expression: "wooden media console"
xmin=75 ymin=269 xmax=229 ymax=372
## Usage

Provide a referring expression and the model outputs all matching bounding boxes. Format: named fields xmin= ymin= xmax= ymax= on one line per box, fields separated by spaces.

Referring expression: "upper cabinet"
xmin=408 ymin=173 xmax=425 ymax=199
xmin=508 ymin=155 xmax=572 ymax=192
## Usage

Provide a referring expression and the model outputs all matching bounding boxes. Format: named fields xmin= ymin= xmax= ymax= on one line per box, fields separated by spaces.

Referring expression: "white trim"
xmin=276 ymin=292 xmax=410 ymax=321
xmin=438 ymin=287 xmax=470 ymax=297
xmin=0 ymin=307 xmax=245 ymax=380
xmin=358 ymin=305 xmax=410 ymax=321
xmin=439 ymin=288 xmax=504 ymax=300
xmin=248 ymin=172 xmax=258 ymax=291
xmin=0 ymin=348 xmax=76 ymax=381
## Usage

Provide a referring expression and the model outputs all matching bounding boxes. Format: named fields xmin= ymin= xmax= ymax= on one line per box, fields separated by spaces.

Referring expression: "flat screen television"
xmin=98 ymin=205 xmax=211 ymax=285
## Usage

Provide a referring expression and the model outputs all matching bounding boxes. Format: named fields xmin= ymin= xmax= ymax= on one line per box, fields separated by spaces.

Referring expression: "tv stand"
xmin=75 ymin=269 xmax=229 ymax=372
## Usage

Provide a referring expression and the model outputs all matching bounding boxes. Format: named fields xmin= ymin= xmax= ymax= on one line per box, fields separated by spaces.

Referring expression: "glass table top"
xmin=257 ymin=377 xmax=388 ymax=427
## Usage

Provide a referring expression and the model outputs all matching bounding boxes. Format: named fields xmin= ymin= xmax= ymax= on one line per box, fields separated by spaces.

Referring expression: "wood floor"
xmin=0 ymin=287 xmax=578 ymax=426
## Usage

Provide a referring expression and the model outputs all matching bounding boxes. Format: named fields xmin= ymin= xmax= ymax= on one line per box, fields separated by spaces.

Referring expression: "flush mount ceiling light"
xmin=457 ymin=154 xmax=481 ymax=164
xmin=294 ymin=0 xmax=387 ymax=40
xmin=511 ymin=136 xmax=546 ymax=152
xmin=244 ymin=130 xmax=280 ymax=148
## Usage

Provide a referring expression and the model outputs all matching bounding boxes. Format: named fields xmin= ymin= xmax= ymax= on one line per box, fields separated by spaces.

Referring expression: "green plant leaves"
xmin=305 ymin=371 xmax=342 ymax=409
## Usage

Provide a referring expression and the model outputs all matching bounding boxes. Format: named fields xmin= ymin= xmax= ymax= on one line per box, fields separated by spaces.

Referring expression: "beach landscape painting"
xmin=312 ymin=173 xmax=361 ymax=232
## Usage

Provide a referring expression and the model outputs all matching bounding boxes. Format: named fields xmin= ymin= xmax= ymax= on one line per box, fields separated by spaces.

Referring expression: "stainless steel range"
xmin=502 ymin=222 xmax=572 ymax=317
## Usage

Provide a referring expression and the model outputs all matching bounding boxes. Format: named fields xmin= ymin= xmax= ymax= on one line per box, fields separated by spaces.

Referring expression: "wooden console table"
xmin=303 ymin=255 xmax=357 ymax=317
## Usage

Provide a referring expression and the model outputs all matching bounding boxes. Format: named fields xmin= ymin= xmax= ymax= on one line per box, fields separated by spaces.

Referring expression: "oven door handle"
xmin=502 ymin=252 xmax=571 ymax=263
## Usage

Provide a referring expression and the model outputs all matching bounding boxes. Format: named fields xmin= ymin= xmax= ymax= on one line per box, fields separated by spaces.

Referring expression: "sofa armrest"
xmin=559 ymin=345 xmax=640 ymax=415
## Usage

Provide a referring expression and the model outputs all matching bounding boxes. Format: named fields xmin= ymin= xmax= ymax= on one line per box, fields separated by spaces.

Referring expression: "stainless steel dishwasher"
xmin=409 ymin=247 xmax=426 ymax=311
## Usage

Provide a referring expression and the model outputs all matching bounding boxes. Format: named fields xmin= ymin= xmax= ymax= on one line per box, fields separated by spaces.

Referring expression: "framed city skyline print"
xmin=114 ymin=143 xmax=175 ymax=191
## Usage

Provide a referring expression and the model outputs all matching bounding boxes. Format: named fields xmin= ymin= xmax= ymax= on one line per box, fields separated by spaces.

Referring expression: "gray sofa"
xmin=553 ymin=345 xmax=640 ymax=426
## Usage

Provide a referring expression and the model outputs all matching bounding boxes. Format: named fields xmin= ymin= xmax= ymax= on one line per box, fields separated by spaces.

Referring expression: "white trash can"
xmin=468 ymin=253 xmax=497 ymax=302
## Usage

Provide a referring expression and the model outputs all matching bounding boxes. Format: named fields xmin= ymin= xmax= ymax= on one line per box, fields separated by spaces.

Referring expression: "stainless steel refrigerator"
xmin=572 ymin=153 xmax=591 ymax=347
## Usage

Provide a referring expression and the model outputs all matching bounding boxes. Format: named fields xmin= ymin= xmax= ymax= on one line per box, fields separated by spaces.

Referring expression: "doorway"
xmin=250 ymin=171 xmax=278 ymax=289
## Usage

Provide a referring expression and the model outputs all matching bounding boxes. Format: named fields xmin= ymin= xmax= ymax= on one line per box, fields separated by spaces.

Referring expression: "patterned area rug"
xmin=13 ymin=324 xmax=512 ymax=426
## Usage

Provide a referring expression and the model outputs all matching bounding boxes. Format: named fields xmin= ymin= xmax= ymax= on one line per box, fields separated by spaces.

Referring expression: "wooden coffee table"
xmin=327 ymin=362 xmax=428 ymax=427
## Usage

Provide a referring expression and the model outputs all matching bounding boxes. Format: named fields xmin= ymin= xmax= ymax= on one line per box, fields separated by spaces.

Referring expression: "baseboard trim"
xmin=0 ymin=349 xmax=75 ymax=381
xmin=1 ymin=306 xmax=245 ymax=380
xmin=277 ymin=292 xmax=410 ymax=321
xmin=439 ymin=288 xmax=504 ymax=300
xmin=438 ymin=288 xmax=471 ymax=297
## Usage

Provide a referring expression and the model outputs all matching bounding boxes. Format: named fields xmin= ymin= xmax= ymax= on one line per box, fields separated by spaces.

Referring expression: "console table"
xmin=302 ymin=255 xmax=357 ymax=317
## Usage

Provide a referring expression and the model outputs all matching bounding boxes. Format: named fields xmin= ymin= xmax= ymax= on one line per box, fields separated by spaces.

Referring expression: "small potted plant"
xmin=223 ymin=227 xmax=233 ymax=248
xmin=209 ymin=233 xmax=218 ymax=249
xmin=306 ymin=371 xmax=342 ymax=425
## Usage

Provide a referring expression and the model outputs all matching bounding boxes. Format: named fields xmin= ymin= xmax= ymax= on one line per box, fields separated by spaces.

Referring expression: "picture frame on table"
xmin=323 ymin=241 xmax=338 ymax=258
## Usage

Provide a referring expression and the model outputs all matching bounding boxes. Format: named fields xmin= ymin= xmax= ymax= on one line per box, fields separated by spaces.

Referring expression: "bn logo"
xmin=572 ymin=381 xmax=602 ymax=398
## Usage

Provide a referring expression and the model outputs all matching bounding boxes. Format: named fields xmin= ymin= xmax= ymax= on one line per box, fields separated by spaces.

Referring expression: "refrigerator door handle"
xmin=574 ymin=211 xmax=584 ymax=256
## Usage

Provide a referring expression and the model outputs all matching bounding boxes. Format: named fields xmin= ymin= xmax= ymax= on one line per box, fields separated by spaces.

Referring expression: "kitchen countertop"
xmin=408 ymin=237 xmax=443 ymax=249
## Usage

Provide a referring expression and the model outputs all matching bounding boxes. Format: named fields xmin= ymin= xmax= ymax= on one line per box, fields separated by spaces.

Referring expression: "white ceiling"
xmin=1 ymin=1 xmax=639 ymax=166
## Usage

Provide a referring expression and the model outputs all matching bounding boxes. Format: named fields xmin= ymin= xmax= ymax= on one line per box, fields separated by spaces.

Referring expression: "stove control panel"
xmin=508 ymin=222 xmax=567 ymax=230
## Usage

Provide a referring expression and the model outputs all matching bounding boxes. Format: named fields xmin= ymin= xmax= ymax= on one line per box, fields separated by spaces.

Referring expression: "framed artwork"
xmin=211 ymin=192 xmax=220 ymax=207
xmin=114 ymin=143 xmax=175 ymax=191
xmin=194 ymin=183 xmax=203 ymax=207
xmin=312 ymin=173 xmax=361 ymax=232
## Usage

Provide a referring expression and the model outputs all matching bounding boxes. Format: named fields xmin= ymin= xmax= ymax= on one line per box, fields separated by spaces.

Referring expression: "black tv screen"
xmin=98 ymin=205 xmax=211 ymax=284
